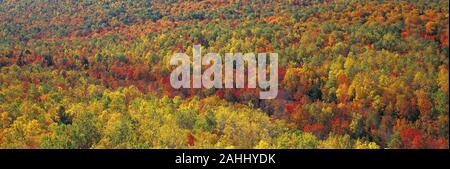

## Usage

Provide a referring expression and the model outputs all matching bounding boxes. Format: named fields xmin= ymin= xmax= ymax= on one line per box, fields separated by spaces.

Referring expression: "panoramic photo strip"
xmin=0 ymin=0 xmax=448 ymax=168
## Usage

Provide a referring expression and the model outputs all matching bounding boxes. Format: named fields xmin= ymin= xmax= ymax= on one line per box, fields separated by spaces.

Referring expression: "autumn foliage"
xmin=0 ymin=0 xmax=448 ymax=149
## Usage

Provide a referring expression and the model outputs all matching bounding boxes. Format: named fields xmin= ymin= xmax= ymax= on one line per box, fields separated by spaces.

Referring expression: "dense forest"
xmin=0 ymin=0 xmax=448 ymax=149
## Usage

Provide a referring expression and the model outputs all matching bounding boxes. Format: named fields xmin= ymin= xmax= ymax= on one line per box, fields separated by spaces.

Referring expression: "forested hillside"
xmin=0 ymin=0 xmax=448 ymax=149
